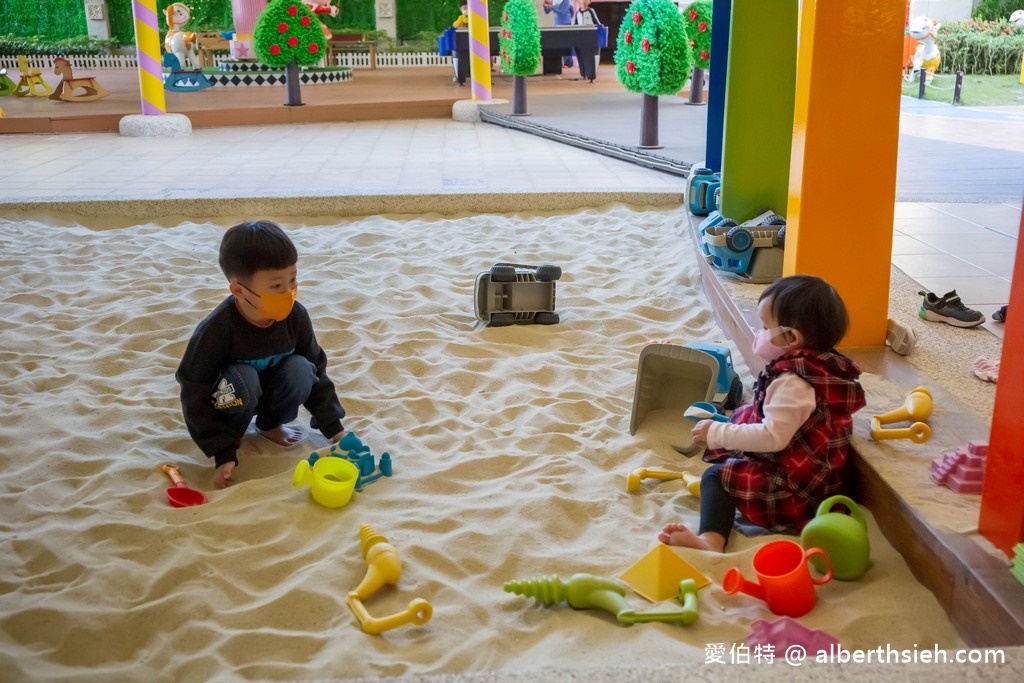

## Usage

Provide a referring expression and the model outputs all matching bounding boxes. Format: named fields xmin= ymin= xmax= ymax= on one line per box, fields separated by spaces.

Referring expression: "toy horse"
xmin=165 ymin=2 xmax=201 ymax=71
xmin=0 ymin=68 xmax=17 ymax=96
xmin=49 ymin=57 xmax=109 ymax=102
xmin=12 ymin=55 xmax=53 ymax=98
xmin=906 ymin=16 xmax=941 ymax=85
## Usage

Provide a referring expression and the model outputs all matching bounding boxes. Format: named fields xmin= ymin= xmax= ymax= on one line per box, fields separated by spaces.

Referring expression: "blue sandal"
xmin=993 ymin=305 xmax=1007 ymax=323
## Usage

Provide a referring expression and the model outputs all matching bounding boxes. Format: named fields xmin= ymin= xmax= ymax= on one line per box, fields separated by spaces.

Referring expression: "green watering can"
xmin=800 ymin=495 xmax=873 ymax=581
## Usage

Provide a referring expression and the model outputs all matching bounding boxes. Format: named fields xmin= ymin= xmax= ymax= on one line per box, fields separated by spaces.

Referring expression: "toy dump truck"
xmin=474 ymin=263 xmax=562 ymax=327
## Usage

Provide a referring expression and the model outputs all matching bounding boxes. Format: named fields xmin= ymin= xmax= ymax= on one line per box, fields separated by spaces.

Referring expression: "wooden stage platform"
xmin=0 ymin=65 xmax=641 ymax=135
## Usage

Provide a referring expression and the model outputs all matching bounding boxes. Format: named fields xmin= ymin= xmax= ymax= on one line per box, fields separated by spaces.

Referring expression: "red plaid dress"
xmin=703 ymin=349 xmax=866 ymax=532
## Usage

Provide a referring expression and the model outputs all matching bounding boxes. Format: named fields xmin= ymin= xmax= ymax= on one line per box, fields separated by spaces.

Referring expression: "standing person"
xmin=572 ymin=0 xmax=602 ymax=79
xmin=451 ymin=4 xmax=470 ymax=82
xmin=176 ymin=221 xmax=347 ymax=489
xmin=659 ymin=275 xmax=866 ymax=551
xmin=543 ymin=0 xmax=575 ymax=69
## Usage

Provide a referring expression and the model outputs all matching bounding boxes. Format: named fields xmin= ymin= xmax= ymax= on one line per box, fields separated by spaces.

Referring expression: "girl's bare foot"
xmin=258 ymin=425 xmax=305 ymax=448
xmin=658 ymin=523 xmax=725 ymax=552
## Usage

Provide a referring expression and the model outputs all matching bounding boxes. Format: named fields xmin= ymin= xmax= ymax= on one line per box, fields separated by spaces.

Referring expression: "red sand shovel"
xmin=161 ymin=464 xmax=208 ymax=508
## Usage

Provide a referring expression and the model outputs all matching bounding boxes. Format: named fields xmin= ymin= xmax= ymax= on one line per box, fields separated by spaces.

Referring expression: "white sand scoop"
xmin=629 ymin=344 xmax=720 ymax=454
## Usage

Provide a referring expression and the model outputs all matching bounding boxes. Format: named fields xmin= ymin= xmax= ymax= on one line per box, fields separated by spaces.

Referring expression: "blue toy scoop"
xmin=684 ymin=401 xmax=729 ymax=423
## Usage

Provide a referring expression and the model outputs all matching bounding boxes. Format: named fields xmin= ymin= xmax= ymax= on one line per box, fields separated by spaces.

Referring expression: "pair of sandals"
xmin=992 ymin=305 xmax=1008 ymax=323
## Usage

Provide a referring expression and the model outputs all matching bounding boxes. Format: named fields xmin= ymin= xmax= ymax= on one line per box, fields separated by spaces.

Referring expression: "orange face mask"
xmin=239 ymin=283 xmax=298 ymax=321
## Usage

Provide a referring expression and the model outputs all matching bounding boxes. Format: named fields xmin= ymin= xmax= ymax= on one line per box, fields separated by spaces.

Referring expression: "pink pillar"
xmin=230 ymin=0 xmax=268 ymax=59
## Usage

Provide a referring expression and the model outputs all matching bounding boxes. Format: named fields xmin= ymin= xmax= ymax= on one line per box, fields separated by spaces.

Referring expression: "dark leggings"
xmin=698 ymin=465 xmax=735 ymax=544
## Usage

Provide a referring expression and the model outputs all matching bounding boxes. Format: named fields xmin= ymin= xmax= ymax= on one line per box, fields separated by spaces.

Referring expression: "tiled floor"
xmin=892 ymin=201 xmax=1020 ymax=339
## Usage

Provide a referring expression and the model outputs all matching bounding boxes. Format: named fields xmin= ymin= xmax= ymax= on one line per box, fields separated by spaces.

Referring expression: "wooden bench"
xmin=326 ymin=33 xmax=377 ymax=69
xmin=196 ymin=32 xmax=230 ymax=68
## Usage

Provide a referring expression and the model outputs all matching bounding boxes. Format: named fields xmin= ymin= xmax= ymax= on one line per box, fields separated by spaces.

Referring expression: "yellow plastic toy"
xmin=13 ymin=55 xmax=52 ymax=98
xmin=619 ymin=544 xmax=711 ymax=602
xmin=869 ymin=386 xmax=933 ymax=444
xmin=346 ymin=525 xmax=433 ymax=635
xmin=626 ymin=468 xmax=701 ymax=496
xmin=292 ymin=457 xmax=358 ymax=508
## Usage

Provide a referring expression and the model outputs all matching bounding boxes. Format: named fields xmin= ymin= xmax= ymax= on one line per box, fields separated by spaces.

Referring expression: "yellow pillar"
xmin=784 ymin=0 xmax=905 ymax=347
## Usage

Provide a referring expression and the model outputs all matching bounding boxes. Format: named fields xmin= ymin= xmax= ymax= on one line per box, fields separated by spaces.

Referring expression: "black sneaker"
xmin=918 ymin=290 xmax=985 ymax=328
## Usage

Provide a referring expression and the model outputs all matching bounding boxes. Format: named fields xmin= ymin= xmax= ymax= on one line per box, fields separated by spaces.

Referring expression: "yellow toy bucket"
xmin=293 ymin=457 xmax=358 ymax=508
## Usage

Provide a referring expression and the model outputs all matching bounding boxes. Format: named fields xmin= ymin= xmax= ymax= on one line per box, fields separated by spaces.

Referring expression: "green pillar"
xmin=719 ymin=0 xmax=799 ymax=221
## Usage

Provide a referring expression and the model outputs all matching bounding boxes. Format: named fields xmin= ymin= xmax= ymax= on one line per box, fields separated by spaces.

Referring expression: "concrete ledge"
xmin=0 ymin=191 xmax=682 ymax=223
xmin=452 ymin=98 xmax=508 ymax=122
xmin=118 ymin=113 xmax=192 ymax=138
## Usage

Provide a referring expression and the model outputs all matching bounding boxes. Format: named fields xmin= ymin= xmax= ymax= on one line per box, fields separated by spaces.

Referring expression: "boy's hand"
xmin=215 ymin=461 xmax=235 ymax=489
xmin=690 ymin=420 xmax=712 ymax=444
xmin=328 ymin=430 xmax=346 ymax=444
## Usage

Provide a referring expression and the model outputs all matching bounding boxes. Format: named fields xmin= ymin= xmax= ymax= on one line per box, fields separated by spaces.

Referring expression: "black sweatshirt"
xmin=175 ymin=296 xmax=345 ymax=467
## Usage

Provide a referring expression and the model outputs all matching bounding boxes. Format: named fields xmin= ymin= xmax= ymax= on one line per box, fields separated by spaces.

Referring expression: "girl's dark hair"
xmin=759 ymin=274 xmax=849 ymax=350
xmin=219 ymin=221 xmax=297 ymax=281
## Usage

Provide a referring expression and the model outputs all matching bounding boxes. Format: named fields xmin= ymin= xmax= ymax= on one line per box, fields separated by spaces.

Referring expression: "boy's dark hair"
xmin=759 ymin=274 xmax=849 ymax=350
xmin=219 ymin=221 xmax=298 ymax=282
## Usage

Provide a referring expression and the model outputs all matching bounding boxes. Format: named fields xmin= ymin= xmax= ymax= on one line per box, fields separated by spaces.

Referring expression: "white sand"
xmin=0 ymin=205 xmax=963 ymax=681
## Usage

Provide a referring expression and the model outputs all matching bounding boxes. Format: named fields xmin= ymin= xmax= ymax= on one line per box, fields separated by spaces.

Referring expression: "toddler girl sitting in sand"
xmin=660 ymin=274 xmax=866 ymax=552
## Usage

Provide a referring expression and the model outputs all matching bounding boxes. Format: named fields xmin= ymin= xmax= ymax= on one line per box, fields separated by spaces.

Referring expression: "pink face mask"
xmin=752 ymin=326 xmax=794 ymax=363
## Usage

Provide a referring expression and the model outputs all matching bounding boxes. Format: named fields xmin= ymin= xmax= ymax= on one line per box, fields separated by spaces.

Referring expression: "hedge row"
xmin=937 ymin=20 xmax=1024 ymax=75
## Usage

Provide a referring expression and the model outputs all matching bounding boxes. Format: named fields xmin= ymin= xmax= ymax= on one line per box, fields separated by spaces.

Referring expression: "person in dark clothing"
xmin=659 ymin=275 xmax=866 ymax=552
xmin=176 ymin=221 xmax=346 ymax=489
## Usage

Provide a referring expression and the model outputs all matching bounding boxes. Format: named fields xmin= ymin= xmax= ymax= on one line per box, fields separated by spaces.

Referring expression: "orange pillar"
xmin=979 ymin=206 xmax=1024 ymax=558
xmin=784 ymin=0 xmax=906 ymax=347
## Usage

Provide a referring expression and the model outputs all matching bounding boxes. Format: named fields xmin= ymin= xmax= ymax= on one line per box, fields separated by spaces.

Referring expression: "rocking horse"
xmin=0 ymin=68 xmax=17 ymax=96
xmin=49 ymin=57 xmax=109 ymax=102
xmin=13 ymin=55 xmax=53 ymax=98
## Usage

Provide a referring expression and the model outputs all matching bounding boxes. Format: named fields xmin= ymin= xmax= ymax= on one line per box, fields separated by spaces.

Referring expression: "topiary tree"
xmin=615 ymin=0 xmax=692 ymax=147
xmin=254 ymin=0 xmax=327 ymax=106
xmin=499 ymin=0 xmax=541 ymax=115
xmin=682 ymin=0 xmax=712 ymax=104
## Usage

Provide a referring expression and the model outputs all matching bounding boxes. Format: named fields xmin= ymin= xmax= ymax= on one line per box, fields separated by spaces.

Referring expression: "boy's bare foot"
xmin=258 ymin=425 xmax=305 ymax=448
xmin=658 ymin=523 xmax=725 ymax=552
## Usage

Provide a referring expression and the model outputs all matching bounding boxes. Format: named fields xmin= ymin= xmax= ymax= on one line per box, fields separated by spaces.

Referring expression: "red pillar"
xmin=979 ymin=204 xmax=1024 ymax=557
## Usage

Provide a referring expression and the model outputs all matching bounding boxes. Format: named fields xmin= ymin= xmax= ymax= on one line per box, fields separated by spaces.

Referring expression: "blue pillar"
xmin=704 ymin=0 xmax=731 ymax=172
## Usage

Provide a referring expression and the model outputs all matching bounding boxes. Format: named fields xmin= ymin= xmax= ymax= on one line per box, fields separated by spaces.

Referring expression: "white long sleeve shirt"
xmin=705 ymin=371 xmax=816 ymax=454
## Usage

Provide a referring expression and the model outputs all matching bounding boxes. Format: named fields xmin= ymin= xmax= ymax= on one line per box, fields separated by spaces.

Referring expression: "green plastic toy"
xmin=503 ymin=573 xmax=699 ymax=626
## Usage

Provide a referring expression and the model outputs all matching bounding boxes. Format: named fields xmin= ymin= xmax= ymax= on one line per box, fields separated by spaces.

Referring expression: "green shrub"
xmin=938 ymin=20 xmax=1024 ymax=74
xmin=0 ymin=33 xmax=120 ymax=56
xmin=616 ymin=0 xmax=692 ymax=95
xmin=971 ymin=0 xmax=1024 ymax=22
xmin=682 ymin=0 xmax=712 ymax=70
xmin=499 ymin=0 xmax=541 ymax=76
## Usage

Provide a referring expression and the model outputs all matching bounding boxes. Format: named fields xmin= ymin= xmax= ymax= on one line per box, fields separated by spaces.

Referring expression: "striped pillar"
xmin=468 ymin=0 xmax=492 ymax=101
xmin=131 ymin=0 xmax=166 ymax=115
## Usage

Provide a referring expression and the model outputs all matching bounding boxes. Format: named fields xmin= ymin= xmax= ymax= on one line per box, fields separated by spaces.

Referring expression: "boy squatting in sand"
xmin=176 ymin=221 xmax=346 ymax=489
xmin=660 ymin=275 xmax=866 ymax=552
